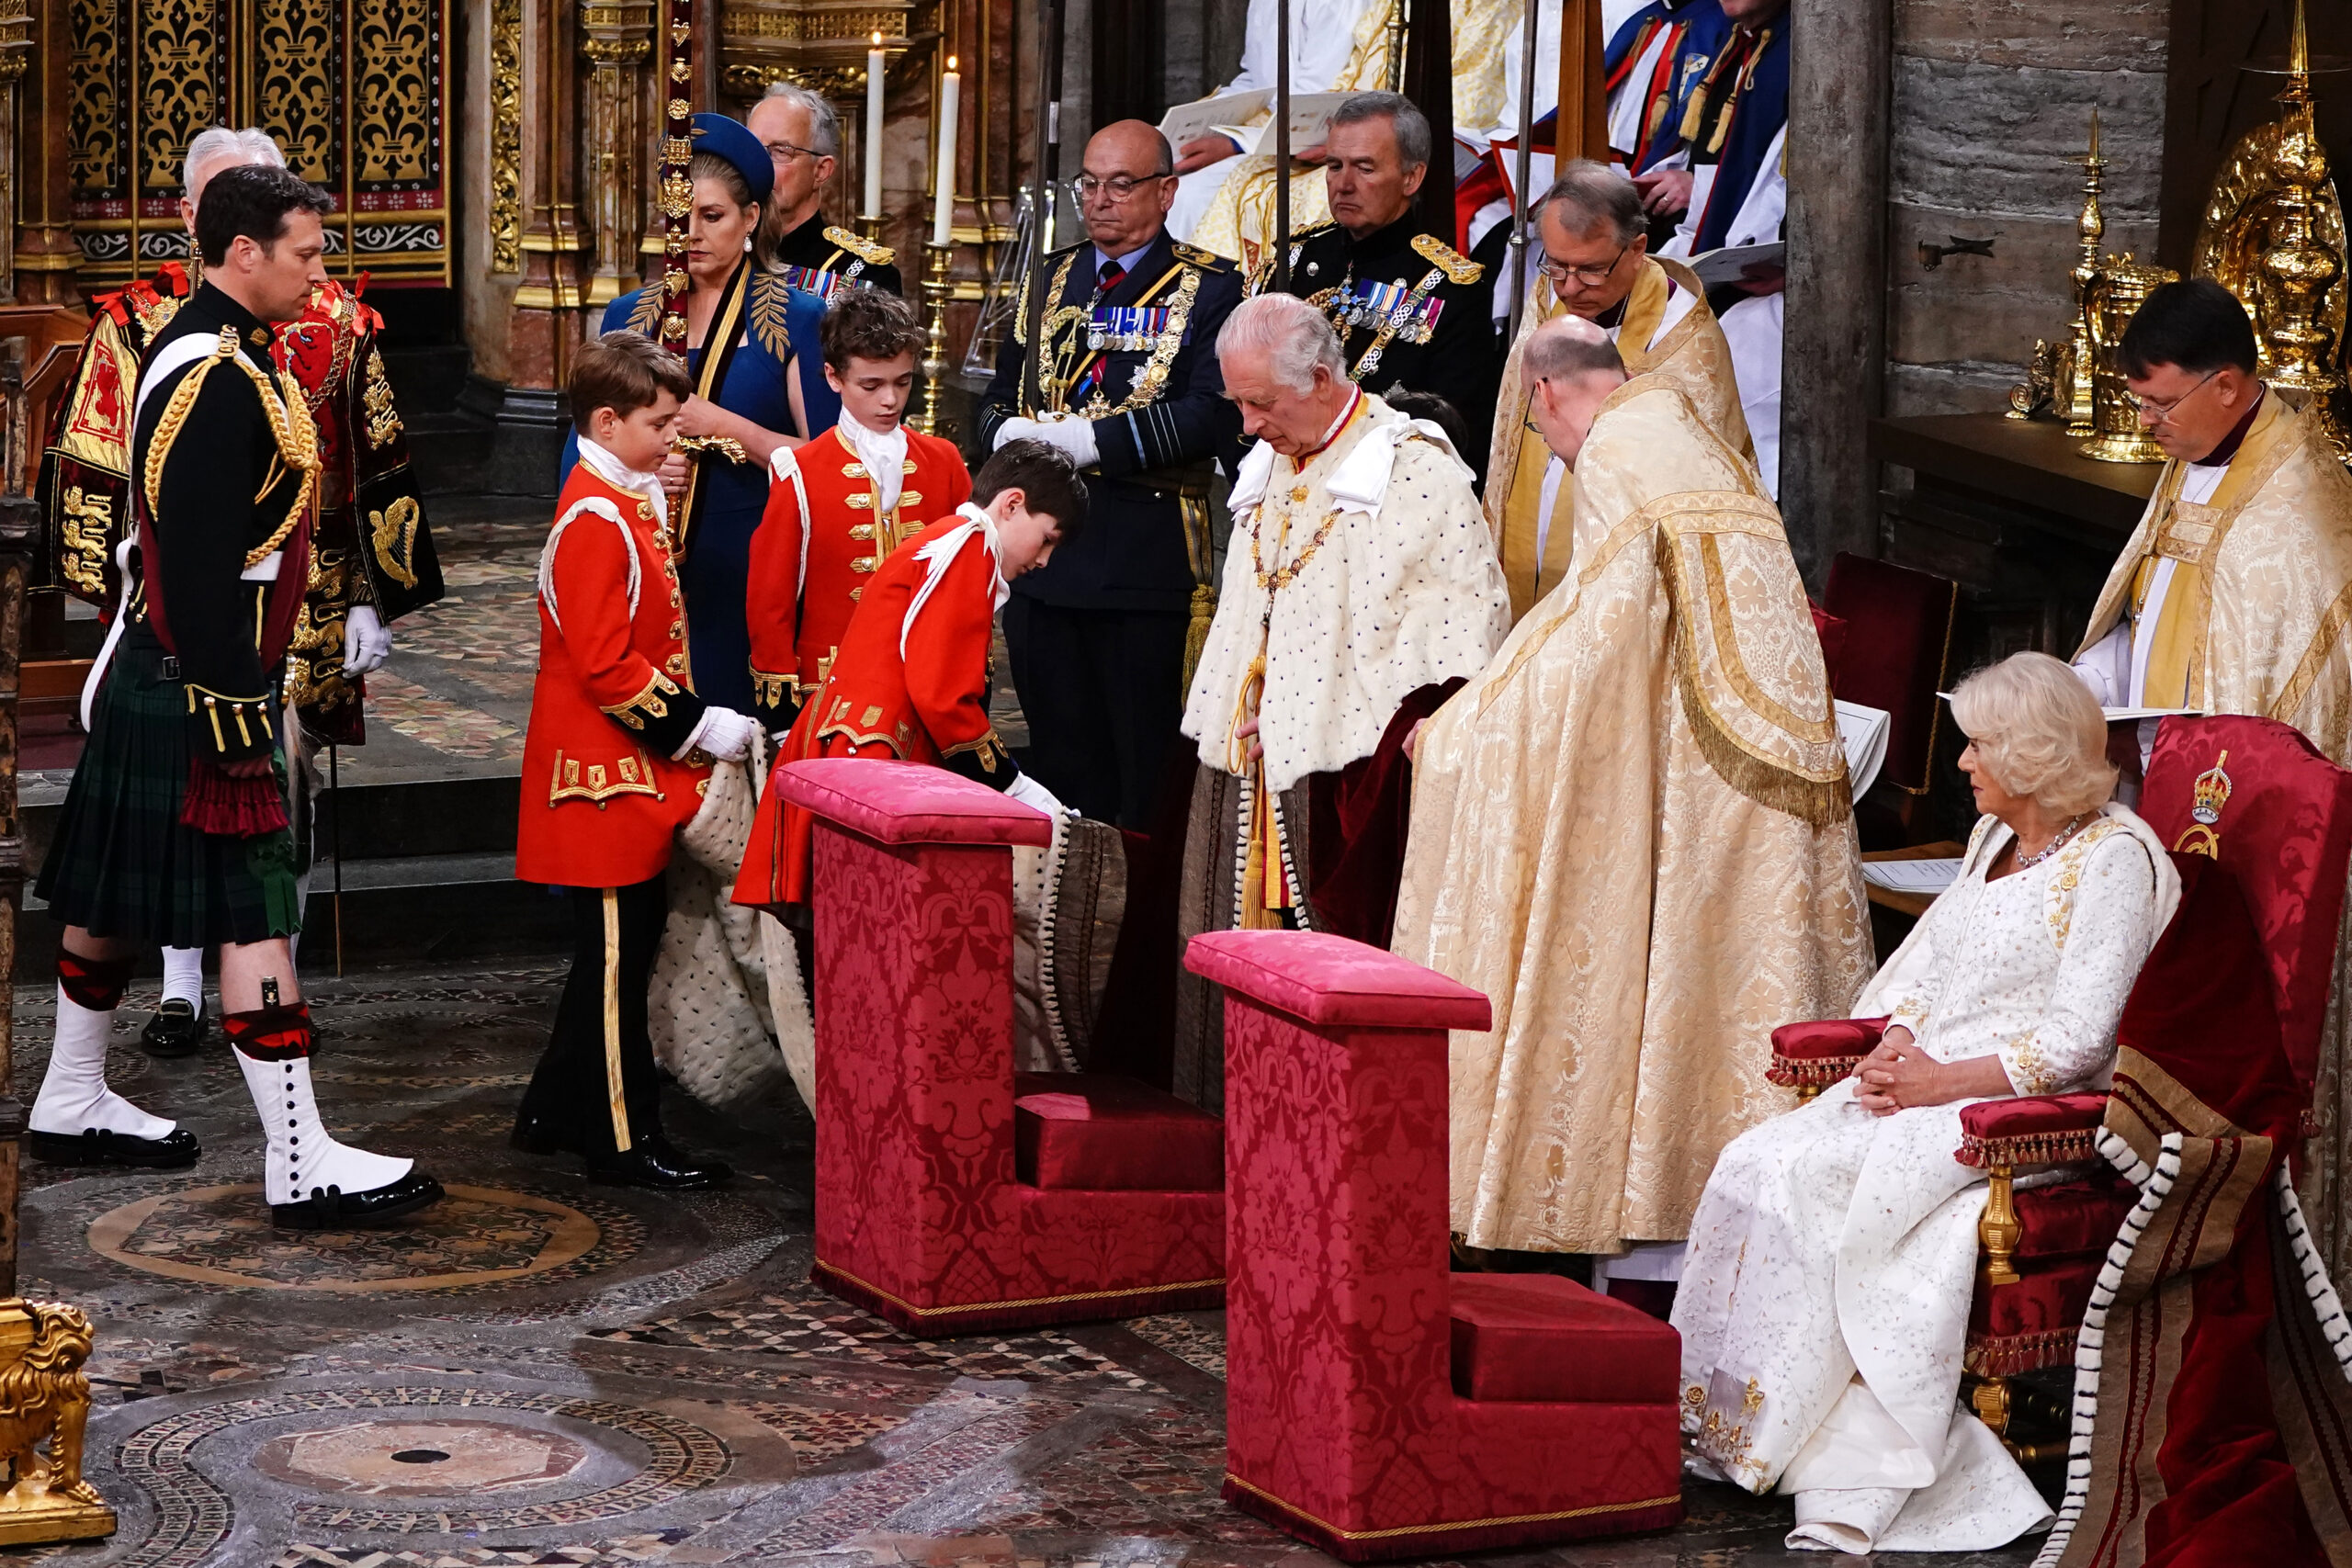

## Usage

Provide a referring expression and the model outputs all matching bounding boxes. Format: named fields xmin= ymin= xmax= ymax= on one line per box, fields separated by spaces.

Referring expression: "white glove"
xmin=992 ymin=415 xmax=1050 ymax=451
xmin=1030 ymin=412 xmax=1099 ymax=468
xmin=680 ymin=705 xmax=758 ymax=762
xmin=1003 ymin=768 xmax=1065 ymax=818
xmin=342 ymin=604 xmax=392 ymax=675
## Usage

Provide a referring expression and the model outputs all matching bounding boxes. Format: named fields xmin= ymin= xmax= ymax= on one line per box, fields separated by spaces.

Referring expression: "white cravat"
xmin=837 ymin=409 xmax=910 ymax=514
xmin=574 ymin=435 xmax=668 ymax=531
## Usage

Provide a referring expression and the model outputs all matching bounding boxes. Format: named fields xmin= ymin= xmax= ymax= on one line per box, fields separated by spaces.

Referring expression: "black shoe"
xmin=509 ymin=1111 xmax=575 ymax=1156
xmin=586 ymin=1138 xmax=732 ymax=1190
xmin=141 ymin=999 xmax=208 ymax=1058
xmin=28 ymin=1125 xmax=202 ymax=1169
xmin=271 ymin=1168 xmax=446 ymax=1231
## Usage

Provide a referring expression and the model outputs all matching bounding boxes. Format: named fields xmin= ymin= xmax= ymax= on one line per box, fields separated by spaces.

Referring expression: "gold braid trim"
xmin=141 ymin=328 xmax=322 ymax=569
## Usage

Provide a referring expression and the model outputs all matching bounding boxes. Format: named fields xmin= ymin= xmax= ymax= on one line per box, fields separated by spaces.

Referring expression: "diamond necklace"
xmin=2015 ymin=813 xmax=2088 ymax=869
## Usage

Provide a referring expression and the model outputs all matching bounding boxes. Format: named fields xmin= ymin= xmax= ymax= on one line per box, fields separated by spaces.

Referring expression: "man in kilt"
xmin=39 ymin=127 xmax=443 ymax=1059
xmin=29 ymin=164 xmax=443 ymax=1230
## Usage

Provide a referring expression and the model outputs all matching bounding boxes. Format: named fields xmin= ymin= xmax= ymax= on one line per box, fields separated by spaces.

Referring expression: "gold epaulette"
xmin=1172 ymin=240 xmax=1238 ymax=271
xmin=825 ymin=225 xmax=895 ymax=265
xmin=1412 ymin=232 xmax=1483 ymax=284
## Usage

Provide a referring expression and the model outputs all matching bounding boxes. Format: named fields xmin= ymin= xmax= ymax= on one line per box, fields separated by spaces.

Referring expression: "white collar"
xmin=576 ymin=435 xmax=668 ymax=528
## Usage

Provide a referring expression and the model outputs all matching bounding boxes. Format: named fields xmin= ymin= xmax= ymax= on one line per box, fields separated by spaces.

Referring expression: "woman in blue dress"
xmin=565 ymin=114 xmax=840 ymax=713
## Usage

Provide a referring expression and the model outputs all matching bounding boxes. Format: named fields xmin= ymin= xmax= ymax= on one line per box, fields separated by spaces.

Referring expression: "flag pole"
xmin=1507 ymin=0 xmax=1541 ymax=340
xmin=1272 ymin=0 xmax=1292 ymax=291
xmin=1021 ymin=0 xmax=1069 ymax=413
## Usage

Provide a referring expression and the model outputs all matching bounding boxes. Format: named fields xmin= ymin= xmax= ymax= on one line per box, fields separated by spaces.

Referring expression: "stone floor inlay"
xmin=7 ymin=960 xmax=2046 ymax=1566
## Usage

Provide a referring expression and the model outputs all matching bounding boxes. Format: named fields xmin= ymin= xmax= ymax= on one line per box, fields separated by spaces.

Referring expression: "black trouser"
xmin=518 ymin=875 xmax=666 ymax=1156
xmin=1004 ymin=597 xmax=1189 ymax=829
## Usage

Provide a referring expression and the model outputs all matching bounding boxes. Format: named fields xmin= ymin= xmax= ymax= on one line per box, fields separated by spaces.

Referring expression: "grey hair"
xmin=1541 ymin=158 xmax=1645 ymax=247
xmin=1217 ymin=293 xmax=1345 ymax=394
xmin=1524 ymin=317 xmax=1626 ymax=383
xmin=1950 ymin=650 xmax=2118 ymax=817
xmin=1329 ymin=91 xmax=1430 ymax=171
xmin=184 ymin=127 xmax=284 ymax=197
xmin=760 ymin=80 xmax=842 ymax=159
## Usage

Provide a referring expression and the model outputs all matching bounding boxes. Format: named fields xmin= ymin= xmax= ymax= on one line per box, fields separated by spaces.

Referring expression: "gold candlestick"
xmin=2061 ymin=108 xmax=2106 ymax=435
xmin=917 ymin=239 xmax=955 ymax=437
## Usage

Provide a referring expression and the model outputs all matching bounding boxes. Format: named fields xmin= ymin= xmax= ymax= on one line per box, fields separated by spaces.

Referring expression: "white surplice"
xmin=1671 ymin=803 xmax=2180 ymax=1553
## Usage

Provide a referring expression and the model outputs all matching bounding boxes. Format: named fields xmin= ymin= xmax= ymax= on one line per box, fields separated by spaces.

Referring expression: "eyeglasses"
xmin=1539 ymin=243 xmax=1631 ymax=289
xmin=1071 ymin=173 xmax=1172 ymax=204
xmin=2128 ymin=367 xmax=2219 ymax=422
xmin=763 ymin=140 xmax=825 ymax=164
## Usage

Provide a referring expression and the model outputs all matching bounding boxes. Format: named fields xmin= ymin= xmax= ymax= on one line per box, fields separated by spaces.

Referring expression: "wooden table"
xmin=1860 ymin=840 xmax=1964 ymax=919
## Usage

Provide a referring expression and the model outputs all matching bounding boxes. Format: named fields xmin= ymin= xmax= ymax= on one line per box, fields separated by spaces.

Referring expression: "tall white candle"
xmin=865 ymin=34 xmax=886 ymax=218
xmin=932 ymin=57 xmax=961 ymax=247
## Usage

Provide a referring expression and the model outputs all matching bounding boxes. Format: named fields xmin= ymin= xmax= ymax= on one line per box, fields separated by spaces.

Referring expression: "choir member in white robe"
xmin=1673 ymin=652 xmax=2179 ymax=1553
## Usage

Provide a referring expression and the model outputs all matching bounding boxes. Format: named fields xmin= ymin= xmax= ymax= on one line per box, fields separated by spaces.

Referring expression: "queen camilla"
xmin=1669 ymin=651 xmax=2182 ymax=1553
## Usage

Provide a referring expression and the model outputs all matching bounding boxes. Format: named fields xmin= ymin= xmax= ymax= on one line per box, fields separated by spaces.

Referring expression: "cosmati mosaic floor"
xmin=0 ymin=963 xmax=2042 ymax=1567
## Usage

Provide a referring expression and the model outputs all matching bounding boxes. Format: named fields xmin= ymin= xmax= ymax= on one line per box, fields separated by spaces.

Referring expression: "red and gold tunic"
xmin=38 ymin=265 xmax=440 ymax=741
xmin=743 ymin=423 xmax=972 ymax=728
xmin=733 ymin=506 xmax=1017 ymax=908
xmin=517 ymin=457 xmax=714 ymax=889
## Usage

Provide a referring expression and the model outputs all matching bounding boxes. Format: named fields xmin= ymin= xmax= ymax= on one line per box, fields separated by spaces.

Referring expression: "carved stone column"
xmin=498 ymin=0 xmax=592 ymax=478
xmin=581 ymin=0 xmax=653 ymax=309
xmin=5 ymin=0 xmax=74 ymax=306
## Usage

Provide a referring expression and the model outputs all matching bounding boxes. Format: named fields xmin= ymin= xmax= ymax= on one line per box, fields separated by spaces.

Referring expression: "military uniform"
xmin=734 ymin=506 xmax=1034 ymax=910
xmin=1250 ymin=216 xmax=1500 ymax=461
xmin=978 ymin=231 xmax=1246 ymax=828
xmin=40 ymin=265 xmax=442 ymax=745
xmin=514 ymin=443 xmax=721 ymax=1167
xmin=770 ymin=212 xmax=903 ymax=299
xmin=28 ymin=278 xmax=443 ymax=1227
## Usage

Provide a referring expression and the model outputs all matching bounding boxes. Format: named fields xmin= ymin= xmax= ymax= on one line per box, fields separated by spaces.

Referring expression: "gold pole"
xmin=917 ymin=239 xmax=953 ymax=435
xmin=658 ymin=0 xmax=695 ymax=350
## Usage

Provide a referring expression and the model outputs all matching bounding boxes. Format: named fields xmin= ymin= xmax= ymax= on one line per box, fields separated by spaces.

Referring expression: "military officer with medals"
xmin=1250 ymin=92 xmax=1500 ymax=468
xmin=979 ymin=120 xmax=1246 ymax=829
xmin=37 ymin=126 xmax=441 ymax=1059
xmin=749 ymin=83 xmax=905 ymax=299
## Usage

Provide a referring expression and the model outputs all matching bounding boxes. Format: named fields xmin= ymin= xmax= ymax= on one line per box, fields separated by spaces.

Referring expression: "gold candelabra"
xmin=2062 ymin=109 xmax=2106 ymax=434
xmin=916 ymin=239 xmax=954 ymax=437
xmin=2081 ymin=254 xmax=2178 ymax=464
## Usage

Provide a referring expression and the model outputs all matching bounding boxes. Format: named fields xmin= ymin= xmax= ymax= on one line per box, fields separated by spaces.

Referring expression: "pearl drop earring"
xmin=742 ymin=236 xmax=752 ymax=253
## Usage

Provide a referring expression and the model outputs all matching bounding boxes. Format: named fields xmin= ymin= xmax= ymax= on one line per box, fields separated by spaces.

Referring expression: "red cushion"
xmin=1184 ymin=930 xmax=1493 ymax=1032
xmin=1770 ymin=1017 xmax=1888 ymax=1058
xmin=2014 ymin=1174 xmax=2139 ymax=1260
xmin=1013 ymin=1072 xmax=1223 ymax=1191
xmin=1971 ymin=1250 xmax=2104 ymax=1343
xmin=1955 ymin=1092 xmax=2110 ymax=1168
xmin=2138 ymin=716 xmax=2352 ymax=1094
xmin=1448 ymin=1274 xmax=1681 ymax=1404
xmin=778 ymin=757 xmax=1054 ymax=847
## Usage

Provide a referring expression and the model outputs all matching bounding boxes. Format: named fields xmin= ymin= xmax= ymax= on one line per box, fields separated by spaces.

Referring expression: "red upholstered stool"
xmin=1013 ymin=1073 xmax=1224 ymax=1190
xmin=1189 ymin=929 xmax=1683 ymax=1561
xmin=783 ymin=759 xmax=1225 ymax=1337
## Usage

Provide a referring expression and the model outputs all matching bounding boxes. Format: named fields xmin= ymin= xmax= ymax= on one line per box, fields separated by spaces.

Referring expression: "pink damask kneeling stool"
xmin=1188 ymin=929 xmax=1684 ymax=1561
xmin=782 ymin=758 xmax=1225 ymax=1337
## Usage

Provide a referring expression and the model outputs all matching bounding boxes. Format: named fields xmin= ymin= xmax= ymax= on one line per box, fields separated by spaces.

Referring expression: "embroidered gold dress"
xmin=1672 ymin=807 xmax=2175 ymax=1552
xmin=1394 ymin=376 xmax=1867 ymax=1256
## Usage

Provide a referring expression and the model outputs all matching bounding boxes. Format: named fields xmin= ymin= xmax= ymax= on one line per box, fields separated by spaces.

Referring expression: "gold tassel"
xmin=1184 ymin=584 xmax=1216 ymax=691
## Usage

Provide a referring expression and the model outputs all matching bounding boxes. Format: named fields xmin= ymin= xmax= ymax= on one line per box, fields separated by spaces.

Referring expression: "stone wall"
xmin=1883 ymin=0 xmax=2168 ymax=414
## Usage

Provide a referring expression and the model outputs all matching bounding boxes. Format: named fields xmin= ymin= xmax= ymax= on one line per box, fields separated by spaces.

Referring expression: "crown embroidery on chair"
xmin=2174 ymin=749 xmax=2232 ymax=858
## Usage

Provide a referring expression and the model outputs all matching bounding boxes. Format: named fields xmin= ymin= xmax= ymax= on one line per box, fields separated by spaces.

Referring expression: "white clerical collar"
xmin=576 ymin=435 xmax=667 ymax=529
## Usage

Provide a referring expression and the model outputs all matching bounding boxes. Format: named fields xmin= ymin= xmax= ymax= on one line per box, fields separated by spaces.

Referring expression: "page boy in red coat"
xmin=745 ymin=288 xmax=973 ymax=735
xmin=733 ymin=439 xmax=1089 ymax=912
xmin=513 ymin=333 xmax=760 ymax=1190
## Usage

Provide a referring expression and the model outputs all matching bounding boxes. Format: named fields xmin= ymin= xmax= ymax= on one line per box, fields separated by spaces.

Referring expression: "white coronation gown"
xmin=1670 ymin=802 xmax=2179 ymax=1553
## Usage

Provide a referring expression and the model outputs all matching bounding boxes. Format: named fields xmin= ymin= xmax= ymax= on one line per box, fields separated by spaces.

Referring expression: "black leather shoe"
xmin=509 ymin=1111 xmax=575 ymax=1156
xmin=271 ymin=1168 xmax=447 ymax=1230
xmin=28 ymin=1126 xmax=201 ymax=1169
xmin=141 ymin=999 xmax=208 ymax=1058
xmin=586 ymin=1138 xmax=732 ymax=1190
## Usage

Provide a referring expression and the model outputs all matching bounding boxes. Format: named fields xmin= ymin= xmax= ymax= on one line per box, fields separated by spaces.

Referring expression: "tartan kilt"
xmin=35 ymin=626 xmax=302 ymax=948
